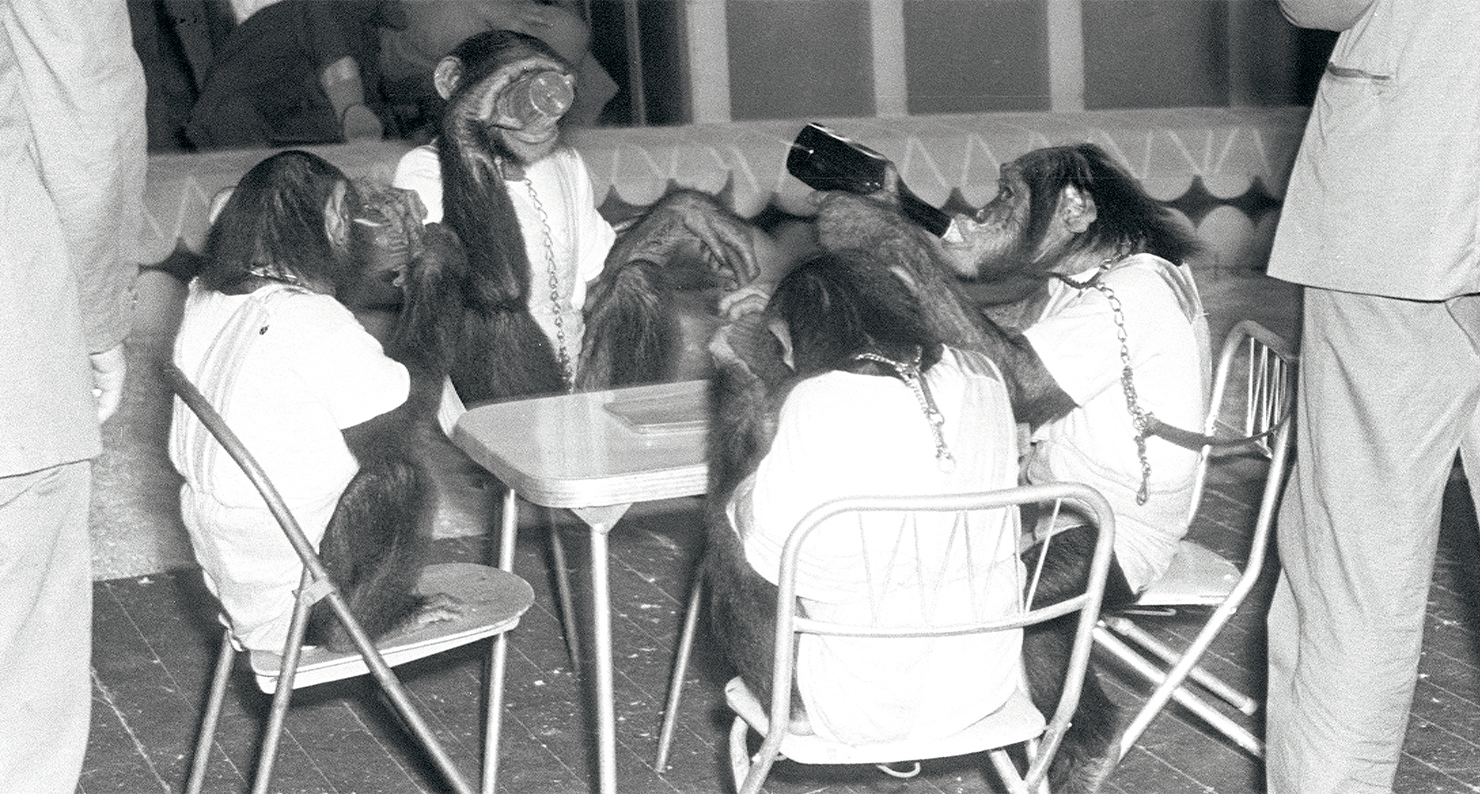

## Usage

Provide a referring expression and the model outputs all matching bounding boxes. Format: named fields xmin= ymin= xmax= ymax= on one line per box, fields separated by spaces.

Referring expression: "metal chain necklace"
xmin=523 ymin=176 xmax=574 ymax=390
xmin=851 ymin=348 xmax=957 ymax=473
xmin=1055 ymin=259 xmax=1154 ymax=505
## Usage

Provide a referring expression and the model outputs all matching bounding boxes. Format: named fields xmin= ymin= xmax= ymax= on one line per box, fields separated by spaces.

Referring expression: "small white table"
xmin=452 ymin=380 xmax=709 ymax=794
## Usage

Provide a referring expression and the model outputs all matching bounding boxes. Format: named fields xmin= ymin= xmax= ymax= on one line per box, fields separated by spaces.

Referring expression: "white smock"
xmin=1022 ymin=253 xmax=1210 ymax=591
xmin=170 ymin=281 xmax=410 ymax=652
xmin=732 ymin=347 xmax=1025 ymax=745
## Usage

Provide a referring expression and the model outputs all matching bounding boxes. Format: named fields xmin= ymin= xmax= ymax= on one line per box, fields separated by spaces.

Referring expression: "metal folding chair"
xmin=656 ymin=481 xmax=1113 ymax=791
xmin=1093 ymin=319 xmax=1296 ymax=760
xmin=723 ymin=482 xmax=1115 ymax=794
xmin=163 ymin=363 xmax=534 ymax=794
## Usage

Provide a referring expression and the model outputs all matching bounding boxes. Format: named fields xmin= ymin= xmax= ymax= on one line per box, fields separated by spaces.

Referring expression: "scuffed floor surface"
xmin=81 ymin=472 xmax=1480 ymax=793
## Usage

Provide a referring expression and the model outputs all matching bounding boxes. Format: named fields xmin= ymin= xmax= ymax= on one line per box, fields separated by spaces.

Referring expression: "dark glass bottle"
xmin=786 ymin=122 xmax=951 ymax=237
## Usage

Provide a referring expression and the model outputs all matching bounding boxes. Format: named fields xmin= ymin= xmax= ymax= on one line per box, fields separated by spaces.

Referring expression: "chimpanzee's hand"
xmin=406 ymin=222 xmax=466 ymax=286
xmin=709 ymin=310 xmax=788 ymax=382
xmin=613 ymin=189 xmax=760 ymax=289
xmin=349 ymin=184 xmax=429 ymax=308
xmin=390 ymin=222 xmax=469 ymax=371
xmin=669 ymin=192 xmax=761 ymax=288
xmin=718 ymin=281 xmax=774 ymax=320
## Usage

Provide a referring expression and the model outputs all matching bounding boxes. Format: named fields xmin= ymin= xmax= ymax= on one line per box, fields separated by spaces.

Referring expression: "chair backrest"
xmin=163 ymin=361 xmax=389 ymax=663
xmin=1187 ymin=320 xmax=1299 ymax=522
xmin=764 ymin=481 xmax=1116 ymax=783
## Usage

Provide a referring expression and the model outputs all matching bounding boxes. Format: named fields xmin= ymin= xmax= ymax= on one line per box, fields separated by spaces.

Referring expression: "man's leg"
xmin=1450 ymin=294 xmax=1480 ymax=514
xmin=1266 ymin=288 xmax=1480 ymax=794
xmin=0 ymin=462 xmax=94 ymax=794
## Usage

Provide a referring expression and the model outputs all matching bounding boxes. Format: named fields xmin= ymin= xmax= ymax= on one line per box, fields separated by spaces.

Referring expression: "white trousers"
xmin=1266 ymin=287 xmax=1480 ymax=793
xmin=0 ymin=463 xmax=93 ymax=794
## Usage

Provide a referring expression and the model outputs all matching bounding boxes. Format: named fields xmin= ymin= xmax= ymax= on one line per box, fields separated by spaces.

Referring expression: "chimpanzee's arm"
xmin=306 ymin=222 xmax=461 ymax=651
xmin=700 ymin=311 xmax=806 ymax=714
xmin=386 ymin=222 xmax=468 ymax=376
xmin=813 ymin=191 xmax=1075 ymax=428
xmin=705 ymin=312 xmax=795 ymax=496
xmin=607 ymin=189 xmax=761 ymax=290
xmin=970 ymin=320 xmax=1077 ymax=429
xmin=308 ymin=399 xmax=435 ymax=652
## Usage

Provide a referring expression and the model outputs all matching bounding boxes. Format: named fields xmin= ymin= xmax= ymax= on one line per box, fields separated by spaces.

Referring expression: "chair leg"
xmin=329 ymin=592 xmax=479 ymax=794
xmin=1093 ymin=625 xmax=1264 ymax=759
xmin=250 ymin=660 xmax=299 ymax=794
xmin=728 ymin=717 xmax=754 ymax=794
xmin=186 ymin=630 xmax=237 ymax=794
xmin=731 ymin=716 xmax=784 ymax=794
xmin=654 ymin=575 xmax=704 ymax=771
xmin=986 ymin=747 xmax=1028 ymax=794
xmin=482 ymin=633 xmax=511 ymax=794
xmin=546 ymin=506 xmax=583 ymax=673
xmin=1101 ymin=614 xmax=1259 ymax=714
xmin=252 ymin=576 xmax=317 ymax=794
xmin=486 ymin=483 xmax=522 ymax=793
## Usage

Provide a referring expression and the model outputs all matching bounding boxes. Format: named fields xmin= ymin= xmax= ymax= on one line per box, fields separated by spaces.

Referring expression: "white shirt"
xmin=1268 ymin=1 xmax=1480 ymax=300
xmin=170 ymin=281 xmax=410 ymax=651
xmin=1022 ymin=254 xmax=1210 ymax=591
xmin=733 ymin=347 xmax=1025 ymax=745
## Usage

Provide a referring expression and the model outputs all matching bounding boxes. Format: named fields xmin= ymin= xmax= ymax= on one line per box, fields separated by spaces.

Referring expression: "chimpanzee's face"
xmin=444 ymin=48 xmax=574 ymax=169
xmin=480 ymin=55 xmax=572 ymax=164
xmin=940 ymin=163 xmax=1035 ymax=279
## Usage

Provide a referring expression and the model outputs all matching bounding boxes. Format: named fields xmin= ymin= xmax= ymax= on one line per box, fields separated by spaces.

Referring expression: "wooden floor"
xmin=79 ymin=444 xmax=1480 ymax=794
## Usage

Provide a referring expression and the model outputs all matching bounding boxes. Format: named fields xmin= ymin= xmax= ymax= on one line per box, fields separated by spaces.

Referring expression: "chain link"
xmin=1058 ymin=262 xmax=1154 ymax=505
xmin=524 ymin=177 xmax=574 ymax=391
xmin=851 ymin=349 xmax=957 ymax=474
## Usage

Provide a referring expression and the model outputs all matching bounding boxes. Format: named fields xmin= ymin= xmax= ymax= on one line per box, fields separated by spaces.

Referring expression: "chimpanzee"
xmin=388 ymin=29 xmax=769 ymax=405
xmin=703 ymin=249 xmax=1028 ymax=746
xmin=818 ymin=143 xmax=1210 ymax=598
xmin=705 ymin=142 xmax=1208 ymax=792
xmin=169 ymin=149 xmax=463 ymax=654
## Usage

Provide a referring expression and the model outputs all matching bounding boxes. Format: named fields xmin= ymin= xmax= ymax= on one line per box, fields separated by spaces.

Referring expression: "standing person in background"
xmin=0 ymin=1 xmax=147 ymax=791
xmin=185 ymin=0 xmax=393 ymax=149
xmin=1264 ymin=2 xmax=1480 ymax=792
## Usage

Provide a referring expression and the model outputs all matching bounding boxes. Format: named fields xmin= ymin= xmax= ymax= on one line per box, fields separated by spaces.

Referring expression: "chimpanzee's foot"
xmin=409 ymin=592 xmax=465 ymax=629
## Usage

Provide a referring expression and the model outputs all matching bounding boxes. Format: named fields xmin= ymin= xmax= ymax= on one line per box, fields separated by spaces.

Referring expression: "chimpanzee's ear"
xmin=324 ymin=180 xmax=350 ymax=251
xmin=433 ymin=56 xmax=463 ymax=100
xmin=766 ymin=317 xmax=797 ymax=371
xmin=1059 ymin=184 xmax=1098 ymax=234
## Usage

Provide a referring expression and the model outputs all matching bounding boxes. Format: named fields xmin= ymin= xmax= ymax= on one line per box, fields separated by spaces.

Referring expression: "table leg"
xmin=546 ymin=507 xmax=583 ymax=673
xmin=484 ymin=487 xmax=521 ymax=794
xmin=571 ymin=504 xmax=631 ymax=794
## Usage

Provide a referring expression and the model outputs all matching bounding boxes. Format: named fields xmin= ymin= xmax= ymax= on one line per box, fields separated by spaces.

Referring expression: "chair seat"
xmin=250 ymin=562 xmax=534 ymax=692
xmin=723 ymin=676 xmax=1046 ymax=767
xmin=1131 ymin=539 xmax=1240 ymax=608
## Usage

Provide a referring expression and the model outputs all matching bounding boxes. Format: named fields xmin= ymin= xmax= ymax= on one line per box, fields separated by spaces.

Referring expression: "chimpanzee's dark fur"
xmin=699 ymin=312 xmax=797 ymax=711
xmin=1018 ymin=525 xmax=1138 ymax=792
xmin=430 ymin=31 xmax=569 ymax=402
xmin=306 ymin=370 xmax=441 ymax=651
xmin=578 ymin=259 xmax=680 ymax=388
xmin=303 ymin=220 xmax=475 ymax=652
